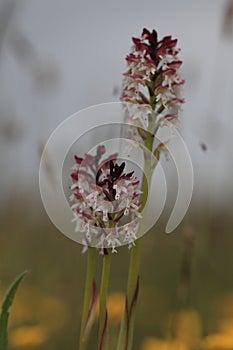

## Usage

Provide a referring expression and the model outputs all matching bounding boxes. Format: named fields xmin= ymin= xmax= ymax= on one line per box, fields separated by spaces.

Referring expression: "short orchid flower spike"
xmin=69 ymin=145 xmax=142 ymax=253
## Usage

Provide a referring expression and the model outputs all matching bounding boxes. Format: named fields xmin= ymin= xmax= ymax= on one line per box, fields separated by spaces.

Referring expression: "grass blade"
xmin=0 ymin=271 xmax=28 ymax=350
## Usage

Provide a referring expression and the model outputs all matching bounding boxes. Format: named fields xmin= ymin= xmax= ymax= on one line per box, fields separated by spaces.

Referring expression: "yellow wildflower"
xmin=10 ymin=325 xmax=49 ymax=348
xmin=141 ymin=337 xmax=188 ymax=350
xmin=203 ymin=333 xmax=233 ymax=350
xmin=96 ymin=292 xmax=125 ymax=325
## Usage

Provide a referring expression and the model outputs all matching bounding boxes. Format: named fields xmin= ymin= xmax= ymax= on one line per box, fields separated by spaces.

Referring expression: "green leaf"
xmin=0 ymin=271 xmax=28 ymax=350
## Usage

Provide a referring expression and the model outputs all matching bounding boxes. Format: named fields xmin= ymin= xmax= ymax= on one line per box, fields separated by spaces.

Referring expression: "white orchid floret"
xmin=105 ymin=230 xmax=121 ymax=253
xmin=86 ymin=191 xmax=99 ymax=209
xmin=113 ymin=183 xmax=128 ymax=200
xmin=122 ymin=220 xmax=140 ymax=248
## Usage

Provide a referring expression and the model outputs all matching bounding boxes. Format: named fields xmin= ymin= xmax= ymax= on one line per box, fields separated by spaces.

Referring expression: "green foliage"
xmin=0 ymin=271 xmax=28 ymax=350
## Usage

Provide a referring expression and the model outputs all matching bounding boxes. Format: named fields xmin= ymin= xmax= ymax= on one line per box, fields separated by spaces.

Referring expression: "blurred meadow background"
xmin=1 ymin=0 xmax=233 ymax=349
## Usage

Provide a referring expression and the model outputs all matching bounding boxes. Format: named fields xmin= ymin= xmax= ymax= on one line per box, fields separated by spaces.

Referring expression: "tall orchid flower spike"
xmin=121 ymin=28 xmax=184 ymax=136
xmin=117 ymin=28 xmax=185 ymax=350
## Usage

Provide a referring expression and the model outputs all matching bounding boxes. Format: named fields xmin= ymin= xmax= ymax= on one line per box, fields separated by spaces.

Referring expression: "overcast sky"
xmin=0 ymin=0 xmax=232 ymax=208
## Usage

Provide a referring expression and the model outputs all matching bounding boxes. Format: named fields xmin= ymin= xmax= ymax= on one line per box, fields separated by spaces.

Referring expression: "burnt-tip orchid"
xmin=69 ymin=145 xmax=142 ymax=253
xmin=121 ymin=28 xmax=184 ymax=134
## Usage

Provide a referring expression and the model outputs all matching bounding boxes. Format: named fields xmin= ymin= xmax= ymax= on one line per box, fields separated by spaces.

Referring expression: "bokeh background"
xmin=0 ymin=0 xmax=233 ymax=349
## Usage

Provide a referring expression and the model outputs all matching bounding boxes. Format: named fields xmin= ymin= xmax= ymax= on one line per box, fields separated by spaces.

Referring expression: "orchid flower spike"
xmin=121 ymin=28 xmax=185 ymax=135
xmin=70 ymin=146 xmax=142 ymax=253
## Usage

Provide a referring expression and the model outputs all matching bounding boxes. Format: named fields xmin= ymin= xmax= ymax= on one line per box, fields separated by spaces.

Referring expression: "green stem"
xmin=126 ymin=239 xmax=142 ymax=309
xmin=98 ymin=249 xmax=111 ymax=350
xmin=117 ymin=136 xmax=154 ymax=350
xmin=79 ymin=247 xmax=96 ymax=350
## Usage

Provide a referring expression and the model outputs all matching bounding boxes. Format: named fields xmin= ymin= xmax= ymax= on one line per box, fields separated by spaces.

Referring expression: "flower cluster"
xmin=69 ymin=145 xmax=142 ymax=253
xmin=121 ymin=28 xmax=184 ymax=133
